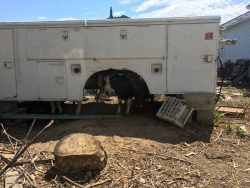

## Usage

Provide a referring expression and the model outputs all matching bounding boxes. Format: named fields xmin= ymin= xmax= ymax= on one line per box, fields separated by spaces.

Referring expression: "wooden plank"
xmin=217 ymin=106 xmax=245 ymax=116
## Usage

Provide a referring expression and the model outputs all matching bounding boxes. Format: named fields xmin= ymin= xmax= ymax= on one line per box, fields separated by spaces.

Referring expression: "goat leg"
xmin=126 ymin=98 xmax=132 ymax=115
xmin=117 ymin=99 xmax=122 ymax=115
xmin=56 ymin=102 xmax=63 ymax=114
xmin=50 ymin=102 xmax=55 ymax=114
xmin=76 ymin=101 xmax=82 ymax=115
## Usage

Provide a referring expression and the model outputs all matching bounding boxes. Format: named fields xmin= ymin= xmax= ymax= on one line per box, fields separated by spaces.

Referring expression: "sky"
xmin=0 ymin=0 xmax=249 ymax=24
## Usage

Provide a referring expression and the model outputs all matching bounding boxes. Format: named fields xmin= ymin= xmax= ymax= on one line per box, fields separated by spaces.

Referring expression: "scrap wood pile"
xmin=219 ymin=59 xmax=250 ymax=88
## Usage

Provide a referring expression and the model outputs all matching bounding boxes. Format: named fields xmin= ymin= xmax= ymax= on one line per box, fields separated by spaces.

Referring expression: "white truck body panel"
xmin=0 ymin=17 xmax=220 ymax=101
xmin=0 ymin=29 xmax=17 ymax=99
xmin=167 ymin=23 xmax=218 ymax=93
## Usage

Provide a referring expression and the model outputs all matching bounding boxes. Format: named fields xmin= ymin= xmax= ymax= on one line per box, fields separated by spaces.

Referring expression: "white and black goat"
xmin=104 ymin=72 xmax=149 ymax=115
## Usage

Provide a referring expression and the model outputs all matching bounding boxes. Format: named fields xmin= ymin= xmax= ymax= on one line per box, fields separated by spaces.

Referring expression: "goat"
xmin=104 ymin=72 xmax=149 ymax=115
xmin=84 ymin=74 xmax=106 ymax=102
xmin=74 ymin=74 xmax=107 ymax=115
xmin=104 ymin=75 xmax=133 ymax=115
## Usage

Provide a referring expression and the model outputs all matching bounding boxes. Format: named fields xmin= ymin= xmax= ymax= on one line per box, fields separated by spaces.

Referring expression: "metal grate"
xmin=156 ymin=97 xmax=194 ymax=128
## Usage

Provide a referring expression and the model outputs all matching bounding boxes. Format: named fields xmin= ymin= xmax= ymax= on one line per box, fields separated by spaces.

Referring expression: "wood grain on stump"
xmin=54 ymin=133 xmax=107 ymax=174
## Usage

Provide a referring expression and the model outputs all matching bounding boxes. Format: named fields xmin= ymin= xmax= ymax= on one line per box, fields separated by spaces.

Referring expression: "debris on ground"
xmin=5 ymin=169 xmax=23 ymax=188
xmin=156 ymin=96 xmax=193 ymax=128
xmin=204 ymin=151 xmax=231 ymax=160
xmin=231 ymin=92 xmax=243 ymax=97
xmin=219 ymin=59 xmax=250 ymax=88
xmin=0 ymin=120 xmax=54 ymax=188
xmin=217 ymin=106 xmax=245 ymax=117
xmin=239 ymin=125 xmax=247 ymax=134
xmin=236 ymin=126 xmax=250 ymax=138
xmin=0 ymin=86 xmax=250 ymax=188
xmin=222 ymin=94 xmax=232 ymax=101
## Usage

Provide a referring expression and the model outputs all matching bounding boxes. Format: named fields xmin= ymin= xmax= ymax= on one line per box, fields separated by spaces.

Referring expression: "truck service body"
xmin=0 ymin=16 xmax=220 ymax=123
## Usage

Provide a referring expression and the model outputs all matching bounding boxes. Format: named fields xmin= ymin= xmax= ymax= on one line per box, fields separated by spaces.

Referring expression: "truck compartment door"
xmin=167 ymin=24 xmax=217 ymax=93
xmin=0 ymin=29 xmax=17 ymax=98
xmin=37 ymin=61 xmax=67 ymax=100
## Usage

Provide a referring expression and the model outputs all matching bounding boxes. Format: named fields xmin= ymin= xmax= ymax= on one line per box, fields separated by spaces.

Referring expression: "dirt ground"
xmin=0 ymin=87 xmax=250 ymax=188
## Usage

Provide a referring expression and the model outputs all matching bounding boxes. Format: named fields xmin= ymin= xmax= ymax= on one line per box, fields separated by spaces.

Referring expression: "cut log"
xmin=54 ymin=133 xmax=107 ymax=174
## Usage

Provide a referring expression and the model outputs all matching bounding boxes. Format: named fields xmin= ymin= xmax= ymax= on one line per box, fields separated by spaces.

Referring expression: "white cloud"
xmin=135 ymin=0 xmax=167 ymax=12
xmin=114 ymin=11 xmax=126 ymax=17
xmin=57 ymin=17 xmax=77 ymax=21
xmin=120 ymin=0 xmax=134 ymax=4
xmin=135 ymin=0 xmax=249 ymax=23
xmin=37 ymin=16 xmax=47 ymax=20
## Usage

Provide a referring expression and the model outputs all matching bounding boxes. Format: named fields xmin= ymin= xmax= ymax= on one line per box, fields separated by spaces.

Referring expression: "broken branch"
xmin=0 ymin=153 xmax=11 ymax=164
xmin=85 ymin=179 xmax=112 ymax=188
xmin=23 ymin=119 xmax=36 ymax=142
xmin=62 ymin=176 xmax=112 ymax=188
xmin=1 ymin=123 xmax=17 ymax=150
xmin=214 ymin=129 xmax=223 ymax=142
xmin=0 ymin=120 xmax=54 ymax=176
xmin=24 ymin=173 xmax=38 ymax=188
xmin=10 ymin=154 xmax=38 ymax=188
xmin=61 ymin=175 xmax=85 ymax=188
xmin=1 ymin=123 xmax=21 ymax=143
xmin=122 ymin=147 xmax=194 ymax=165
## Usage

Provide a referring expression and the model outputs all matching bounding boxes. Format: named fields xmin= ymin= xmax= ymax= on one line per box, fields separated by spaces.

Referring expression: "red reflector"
xmin=205 ymin=32 xmax=213 ymax=40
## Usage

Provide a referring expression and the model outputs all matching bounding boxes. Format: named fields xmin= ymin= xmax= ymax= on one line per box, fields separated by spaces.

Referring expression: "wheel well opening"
xmin=84 ymin=69 xmax=150 ymax=97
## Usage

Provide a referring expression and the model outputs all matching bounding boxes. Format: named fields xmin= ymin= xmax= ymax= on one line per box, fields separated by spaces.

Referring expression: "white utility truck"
xmin=0 ymin=16 xmax=220 ymax=124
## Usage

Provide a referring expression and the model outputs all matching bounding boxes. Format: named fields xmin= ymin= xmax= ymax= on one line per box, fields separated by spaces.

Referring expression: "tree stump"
xmin=54 ymin=133 xmax=107 ymax=174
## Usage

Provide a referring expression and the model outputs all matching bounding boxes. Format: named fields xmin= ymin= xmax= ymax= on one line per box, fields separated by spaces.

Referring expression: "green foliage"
xmin=213 ymin=111 xmax=235 ymax=132
xmin=224 ymin=120 xmax=234 ymax=132
xmin=244 ymin=100 xmax=250 ymax=109
xmin=213 ymin=110 xmax=225 ymax=126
